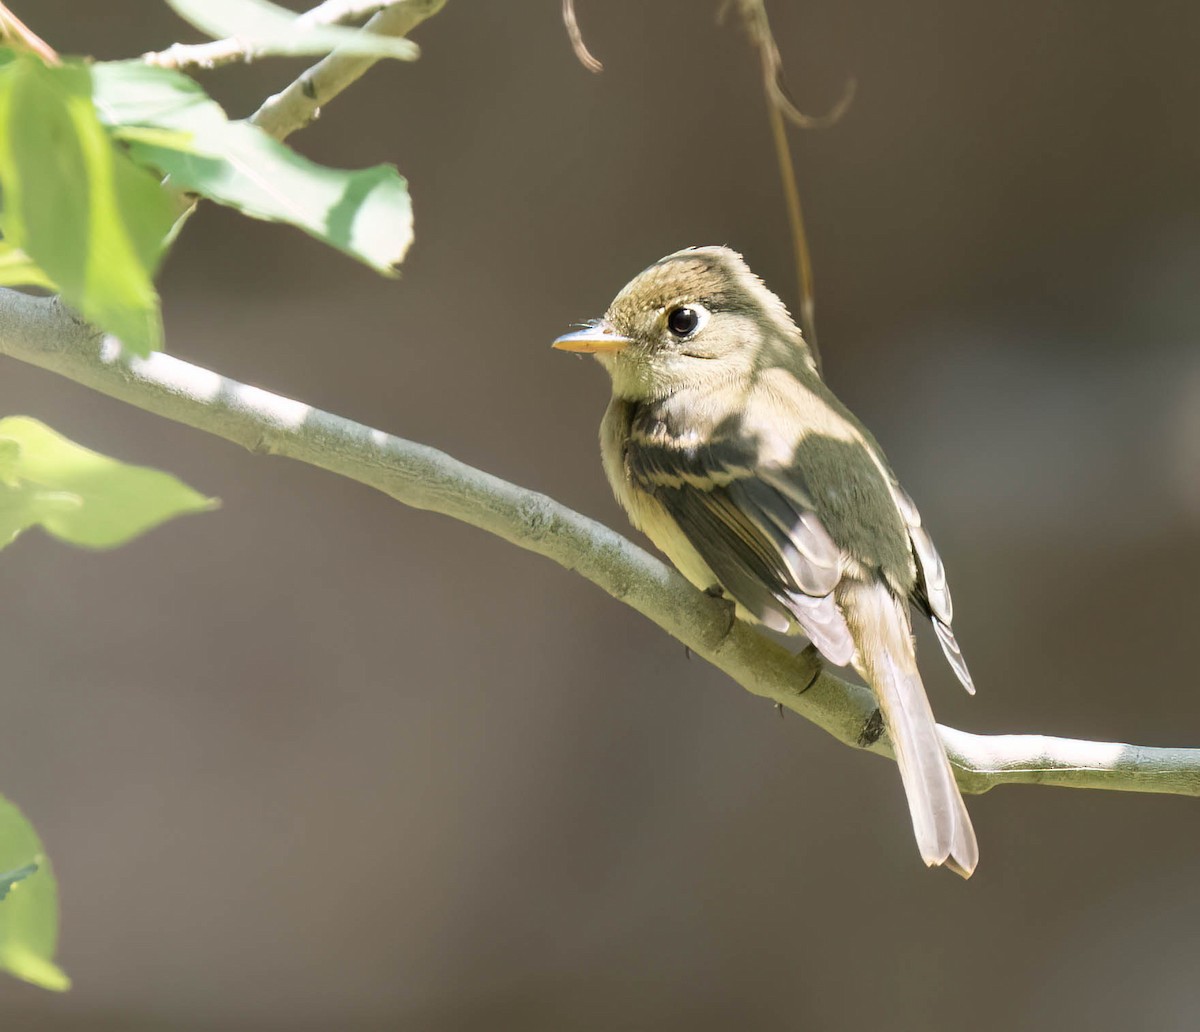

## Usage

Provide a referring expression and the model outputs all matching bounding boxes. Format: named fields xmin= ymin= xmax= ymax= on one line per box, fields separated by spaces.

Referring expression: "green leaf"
xmin=109 ymin=124 xmax=197 ymax=151
xmin=163 ymin=0 xmax=419 ymax=61
xmin=93 ymin=62 xmax=413 ymax=273
xmin=0 ymin=241 xmax=55 ymax=290
xmin=0 ymin=437 xmax=18 ymax=485
xmin=0 ymin=416 xmax=218 ymax=550
xmin=0 ymin=863 xmax=38 ymax=903
xmin=0 ymin=56 xmax=176 ymax=355
xmin=133 ymin=126 xmax=411 ymax=274
xmin=92 ymin=60 xmax=224 ymax=132
xmin=0 ymin=796 xmax=68 ymax=991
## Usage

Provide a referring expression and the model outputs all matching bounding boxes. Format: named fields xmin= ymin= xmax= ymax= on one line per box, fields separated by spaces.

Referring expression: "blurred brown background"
xmin=3 ymin=1 xmax=1200 ymax=1029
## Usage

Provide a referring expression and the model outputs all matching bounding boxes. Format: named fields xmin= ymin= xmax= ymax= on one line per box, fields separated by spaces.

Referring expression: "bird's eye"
xmin=666 ymin=306 xmax=703 ymax=338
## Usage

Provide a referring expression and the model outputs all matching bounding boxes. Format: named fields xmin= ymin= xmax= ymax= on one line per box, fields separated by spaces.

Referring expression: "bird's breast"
xmin=600 ymin=398 xmax=722 ymax=595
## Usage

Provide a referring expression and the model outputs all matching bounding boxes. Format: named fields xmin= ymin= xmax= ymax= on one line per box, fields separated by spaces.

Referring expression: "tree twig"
xmin=142 ymin=0 xmax=444 ymax=145
xmin=733 ymin=0 xmax=855 ymax=131
xmin=249 ymin=0 xmax=447 ymax=140
xmin=144 ymin=0 xmax=406 ymax=71
xmin=731 ymin=0 xmax=856 ymax=376
xmin=1 ymin=287 xmax=1197 ymax=800
xmin=764 ymin=97 xmax=822 ymax=372
xmin=561 ymin=0 xmax=603 ymax=74
xmin=0 ymin=1 xmax=58 ymax=65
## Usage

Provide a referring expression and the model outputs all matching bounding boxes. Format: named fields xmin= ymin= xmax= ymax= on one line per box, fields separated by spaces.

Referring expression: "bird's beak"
xmin=551 ymin=322 xmax=632 ymax=354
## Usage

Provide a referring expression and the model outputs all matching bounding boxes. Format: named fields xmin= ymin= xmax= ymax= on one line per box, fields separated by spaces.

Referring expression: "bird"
xmin=552 ymin=246 xmax=978 ymax=877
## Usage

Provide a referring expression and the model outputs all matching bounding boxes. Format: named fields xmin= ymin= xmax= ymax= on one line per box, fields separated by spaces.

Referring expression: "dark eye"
xmin=667 ymin=306 xmax=700 ymax=337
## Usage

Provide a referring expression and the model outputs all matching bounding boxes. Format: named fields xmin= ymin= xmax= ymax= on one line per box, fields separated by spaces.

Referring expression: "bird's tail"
xmin=846 ymin=580 xmax=978 ymax=878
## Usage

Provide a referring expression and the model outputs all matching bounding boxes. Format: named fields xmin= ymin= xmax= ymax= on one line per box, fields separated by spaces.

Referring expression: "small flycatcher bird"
xmin=553 ymin=246 xmax=978 ymax=877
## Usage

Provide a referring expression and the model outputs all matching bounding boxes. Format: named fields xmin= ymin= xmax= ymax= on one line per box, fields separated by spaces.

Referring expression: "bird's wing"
xmin=626 ymin=435 xmax=855 ymax=666
xmin=888 ymin=481 xmax=975 ymax=695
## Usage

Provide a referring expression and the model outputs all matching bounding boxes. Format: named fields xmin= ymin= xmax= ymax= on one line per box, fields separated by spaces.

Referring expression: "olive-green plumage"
xmin=554 ymin=246 xmax=978 ymax=877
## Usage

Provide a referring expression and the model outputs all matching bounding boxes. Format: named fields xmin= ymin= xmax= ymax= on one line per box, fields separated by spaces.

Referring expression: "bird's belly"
xmin=615 ymin=480 xmax=774 ymax=626
xmin=628 ymin=490 xmax=719 ymax=592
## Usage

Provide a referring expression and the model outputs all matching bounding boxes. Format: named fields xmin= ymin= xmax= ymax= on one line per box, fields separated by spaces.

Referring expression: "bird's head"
xmin=552 ymin=246 xmax=813 ymax=401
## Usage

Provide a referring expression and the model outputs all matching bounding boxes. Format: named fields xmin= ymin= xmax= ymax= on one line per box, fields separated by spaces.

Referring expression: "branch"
xmin=250 ymin=0 xmax=447 ymax=139
xmin=143 ymin=0 xmax=444 ymax=143
xmin=0 ymin=1 xmax=59 ymax=65
xmin=561 ymin=0 xmax=603 ymax=74
xmin=144 ymin=0 xmax=406 ymax=72
xmin=731 ymin=0 xmax=857 ymax=377
xmin=1 ymin=288 xmax=1197 ymax=799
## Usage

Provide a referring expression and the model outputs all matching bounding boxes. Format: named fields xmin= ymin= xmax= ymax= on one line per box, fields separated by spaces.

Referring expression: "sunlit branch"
xmin=249 ymin=0 xmax=446 ymax=140
xmin=144 ymin=0 xmax=409 ymax=72
xmin=1 ymin=287 xmax=1197 ymax=800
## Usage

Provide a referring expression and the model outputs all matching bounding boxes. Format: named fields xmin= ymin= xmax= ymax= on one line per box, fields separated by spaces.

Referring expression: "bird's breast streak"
xmin=601 ymin=399 xmax=724 ymax=597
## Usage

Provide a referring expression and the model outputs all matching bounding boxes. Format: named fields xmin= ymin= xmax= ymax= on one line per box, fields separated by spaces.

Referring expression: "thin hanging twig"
xmin=737 ymin=0 xmax=855 ymax=130
xmin=730 ymin=0 xmax=855 ymax=374
xmin=562 ymin=0 xmax=603 ymax=74
xmin=765 ymin=98 xmax=823 ymax=371
xmin=557 ymin=2 xmax=851 ymax=371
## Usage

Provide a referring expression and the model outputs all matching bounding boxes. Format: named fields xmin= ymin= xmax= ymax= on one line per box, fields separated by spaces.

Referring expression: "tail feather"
xmin=847 ymin=581 xmax=978 ymax=878
xmin=932 ymin=616 xmax=976 ymax=696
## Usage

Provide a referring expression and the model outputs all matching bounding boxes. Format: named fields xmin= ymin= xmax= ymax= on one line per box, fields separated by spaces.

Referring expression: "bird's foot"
xmin=796 ymin=642 xmax=823 ymax=694
xmin=856 ymin=707 xmax=885 ymax=748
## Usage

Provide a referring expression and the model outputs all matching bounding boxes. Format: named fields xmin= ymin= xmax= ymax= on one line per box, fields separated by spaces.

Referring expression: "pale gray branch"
xmin=294 ymin=0 xmax=395 ymax=27
xmin=144 ymin=0 xmax=408 ymax=72
xmin=250 ymin=0 xmax=447 ymax=139
xmin=0 ymin=287 xmax=1196 ymax=799
xmin=142 ymin=0 xmax=445 ymax=230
